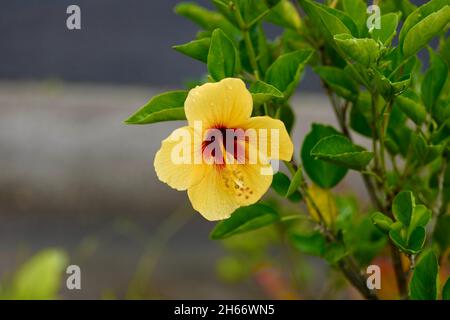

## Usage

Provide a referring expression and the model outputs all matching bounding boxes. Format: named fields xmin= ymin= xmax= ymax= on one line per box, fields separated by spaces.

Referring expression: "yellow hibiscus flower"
xmin=154 ymin=78 xmax=293 ymax=220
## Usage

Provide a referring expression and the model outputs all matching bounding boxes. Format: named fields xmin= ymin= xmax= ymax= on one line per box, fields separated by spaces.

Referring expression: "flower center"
xmin=201 ymin=126 xmax=245 ymax=165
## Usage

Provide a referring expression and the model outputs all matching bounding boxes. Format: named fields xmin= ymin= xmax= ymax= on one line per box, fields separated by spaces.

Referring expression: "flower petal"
xmin=187 ymin=160 xmax=273 ymax=221
xmin=154 ymin=126 xmax=205 ymax=191
xmin=187 ymin=166 xmax=240 ymax=221
xmin=241 ymin=116 xmax=293 ymax=161
xmin=229 ymin=162 xmax=273 ymax=207
xmin=184 ymin=78 xmax=253 ymax=128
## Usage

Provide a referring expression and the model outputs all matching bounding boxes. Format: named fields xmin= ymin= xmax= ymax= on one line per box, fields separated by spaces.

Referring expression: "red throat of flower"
xmin=201 ymin=126 xmax=247 ymax=167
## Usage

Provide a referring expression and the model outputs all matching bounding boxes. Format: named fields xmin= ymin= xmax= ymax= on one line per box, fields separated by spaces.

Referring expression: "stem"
xmin=319 ymin=61 xmax=407 ymax=298
xmin=389 ymin=243 xmax=408 ymax=299
xmin=338 ymin=259 xmax=378 ymax=300
xmin=388 ymin=58 xmax=409 ymax=79
xmin=243 ymin=30 xmax=260 ymax=80
xmin=284 ymin=159 xmax=379 ymax=300
xmin=430 ymin=156 xmax=448 ymax=244
xmin=234 ymin=3 xmax=270 ymax=117
xmin=371 ymin=93 xmax=380 ymax=177
xmin=322 ymin=84 xmax=384 ymax=210
xmin=234 ymin=7 xmax=260 ymax=80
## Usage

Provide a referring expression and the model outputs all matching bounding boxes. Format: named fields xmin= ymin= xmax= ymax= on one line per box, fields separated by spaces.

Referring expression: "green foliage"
xmin=443 ymin=277 xmax=450 ymax=300
xmin=301 ymin=124 xmax=348 ymax=188
xmin=395 ymin=94 xmax=426 ymax=125
xmin=266 ymin=0 xmax=301 ymax=31
xmin=311 ymin=135 xmax=374 ymax=170
xmin=342 ymin=0 xmax=367 ymax=36
xmin=264 ymin=49 xmax=313 ymax=98
xmin=334 ymin=34 xmax=381 ymax=66
xmin=371 ymin=212 xmax=394 ymax=233
xmin=173 ymin=38 xmax=211 ymax=63
xmin=271 ymin=172 xmax=302 ymax=202
xmin=291 ymin=231 xmax=326 ymax=256
xmin=210 ymin=204 xmax=279 ymax=239
xmin=401 ymin=3 xmax=450 ymax=57
xmin=422 ymin=50 xmax=448 ymax=112
xmin=314 ymin=66 xmax=358 ymax=101
xmin=286 ymin=166 xmax=303 ymax=198
xmin=409 ymin=250 xmax=439 ymax=300
xmin=126 ymin=0 xmax=450 ymax=300
xmin=299 ymin=0 xmax=355 ymax=44
xmin=377 ymin=191 xmax=433 ymax=255
xmin=370 ymin=13 xmax=400 ymax=46
xmin=208 ymin=29 xmax=239 ymax=80
xmin=125 ymin=91 xmax=187 ymax=124
xmin=249 ymin=80 xmax=284 ymax=106
xmin=175 ymin=2 xmax=238 ymax=38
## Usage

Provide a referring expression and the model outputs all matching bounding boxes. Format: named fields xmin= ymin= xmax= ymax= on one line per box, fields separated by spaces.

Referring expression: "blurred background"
xmin=0 ymin=0 xmax=427 ymax=299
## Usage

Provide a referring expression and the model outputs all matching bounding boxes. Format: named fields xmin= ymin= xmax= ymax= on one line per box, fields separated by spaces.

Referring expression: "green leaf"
xmin=412 ymin=134 xmax=444 ymax=166
xmin=388 ymin=220 xmax=425 ymax=255
xmin=371 ymin=212 xmax=394 ymax=234
xmin=392 ymin=191 xmax=415 ymax=226
xmin=431 ymin=119 xmax=450 ymax=144
xmin=173 ymin=38 xmax=210 ymax=63
xmin=409 ymin=205 xmax=432 ymax=237
xmin=265 ymin=0 xmax=301 ymax=30
xmin=345 ymin=215 xmax=387 ymax=266
xmin=314 ymin=66 xmax=359 ymax=101
xmin=10 ymin=249 xmax=68 ymax=300
xmin=213 ymin=0 xmax=273 ymax=28
xmin=399 ymin=0 xmax=449 ymax=52
xmin=210 ymin=203 xmax=279 ymax=239
xmin=301 ymin=124 xmax=348 ymax=189
xmin=324 ymin=242 xmax=347 ymax=265
xmin=389 ymin=224 xmax=409 ymax=253
xmin=271 ymin=172 xmax=302 ymax=202
xmin=370 ymin=13 xmax=400 ymax=46
xmin=249 ymin=80 xmax=284 ymax=106
xmin=373 ymin=69 xmax=411 ymax=101
xmin=238 ymin=25 xmax=270 ymax=74
xmin=265 ymin=49 xmax=313 ymax=97
xmin=279 ymin=104 xmax=295 ymax=134
xmin=379 ymin=0 xmax=416 ymax=18
xmin=409 ymin=250 xmax=439 ymax=300
xmin=395 ymin=95 xmax=426 ymax=125
xmin=291 ymin=232 xmax=326 ymax=256
xmin=440 ymin=35 xmax=450 ymax=66
xmin=407 ymin=226 xmax=426 ymax=252
xmin=299 ymin=0 xmax=356 ymax=45
xmin=402 ymin=5 xmax=450 ymax=58
xmin=286 ymin=167 xmax=303 ymax=198
xmin=175 ymin=2 xmax=238 ymax=38
xmin=350 ymin=91 xmax=373 ymax=137
xmin=208 ymin=29 xmax=239 ymax=81
xmin=335 ymin=195 xmax=358 ymax=230
xmin=125 ymin=91 xmax=187 ymax=124
xmin=422 ymin=51 xmax=448 ymax=112
xmin=343 ymin=0 xmax=367 ymax=37
xmin=310 ymin=135 xmax=374 ymax=170
xmin=443 ymin=277 xmax=450 ymax=300
xmin=334 ymin=34 xmax=381 ymax=66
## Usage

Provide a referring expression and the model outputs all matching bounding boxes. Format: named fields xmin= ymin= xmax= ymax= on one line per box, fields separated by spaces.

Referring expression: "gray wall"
xmin=0 ymin=0 xmax=428 ymax=88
